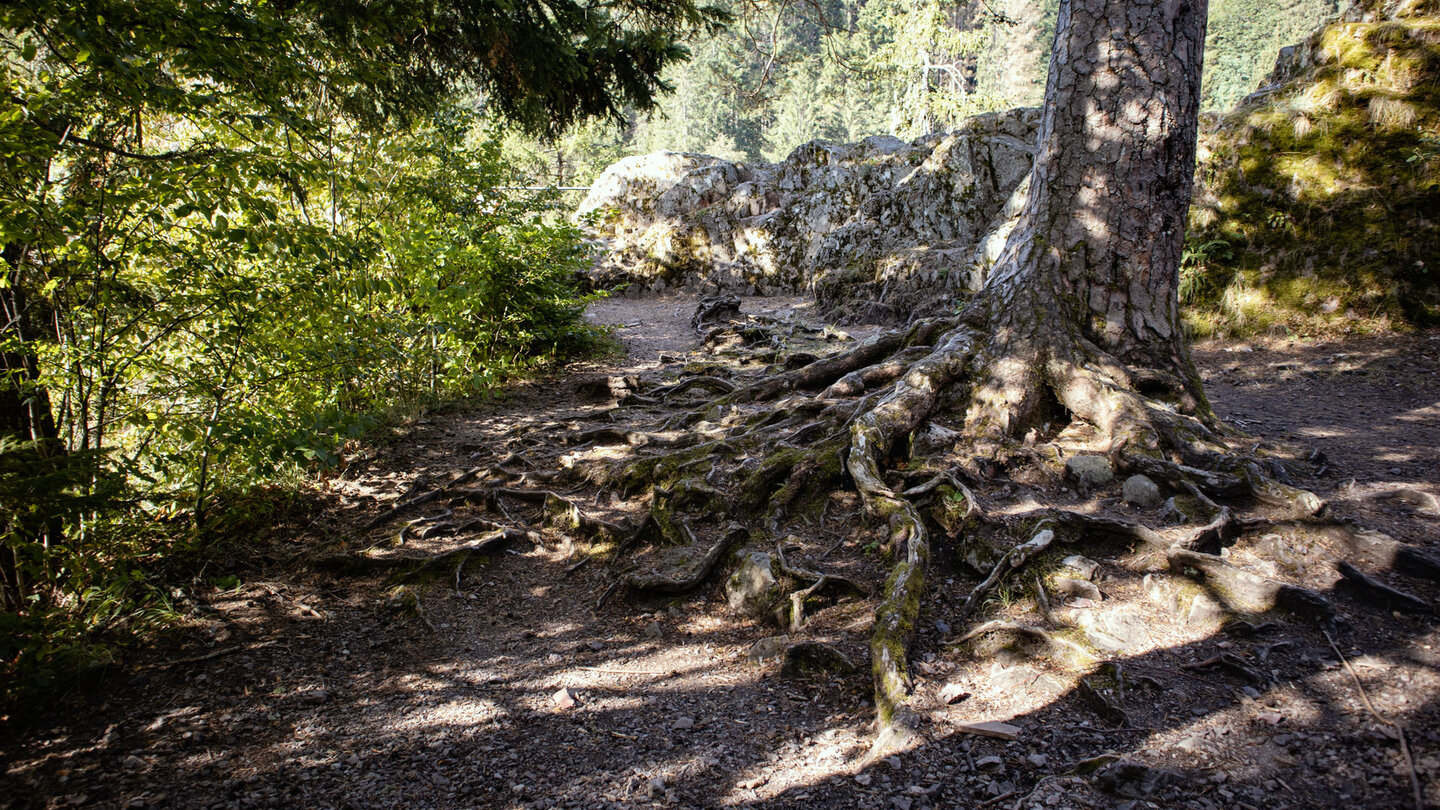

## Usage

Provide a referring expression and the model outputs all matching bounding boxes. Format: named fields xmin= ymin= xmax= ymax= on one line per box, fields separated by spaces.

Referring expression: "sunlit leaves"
xmin=1 ymin=0 xmax=600 ymax=570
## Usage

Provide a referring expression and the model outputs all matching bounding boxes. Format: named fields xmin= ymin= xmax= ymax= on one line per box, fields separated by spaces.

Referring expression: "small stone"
xmin=975 ymin=755 xmax=1004 ymax=770
xmin=551 ymin=687 xmax=579 ymax=710
xmin=1053 ymin=577 xmax=1102 ymax=601
xmin=1065 ymin=455 xmax=1114 ymax=487
xmin=855 ymin=774 xmax=873 ymax=786
xmin=1062 ymin=555 xmax=1100 ymax=581
xmin=122 ymin=755 xmax=144 ymax=770
xmin=1094 ymin=760 xmax=1181 ymax=799
xmin=586 ymin=640 xmax=605 ymax=651
xmin=1187 ymin=593 xmax=1226 ymax=626
xmin=1027 ymin=753 xmax=1049 ymax=768
xmin=673 ymin=716 xmax=695 ymax=730
xmin=1122 ymin=475 xmax=1164 ymax=508
xmin=939 ymin=683 xmax=970 ymax=705
xmin=934 ymin=619 xmax=951 ymax=635
xmin=644 ymin=621 xmax=663 ymax=639
xmin=886 ymin=756 xmax=903 ymax=770
xmin=891 ymin=797 xmax=913 ymax=810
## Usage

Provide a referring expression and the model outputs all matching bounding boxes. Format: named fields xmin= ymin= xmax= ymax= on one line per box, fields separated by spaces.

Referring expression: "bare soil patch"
xmin=3 ymin=295 xmax=1438 ymax=810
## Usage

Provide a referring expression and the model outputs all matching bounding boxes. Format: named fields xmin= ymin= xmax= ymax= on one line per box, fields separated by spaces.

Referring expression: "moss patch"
xmin=1186 ymin=3 xmax=1440 ymax=337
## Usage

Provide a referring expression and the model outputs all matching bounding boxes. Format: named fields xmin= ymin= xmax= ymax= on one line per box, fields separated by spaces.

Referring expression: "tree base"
xmin=347 ymin=295 xmax=1419 ymax=745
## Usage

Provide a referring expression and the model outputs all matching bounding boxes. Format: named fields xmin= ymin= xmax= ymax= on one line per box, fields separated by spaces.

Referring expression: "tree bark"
xmin=970 ymin=0 xmax=1211 ymax=438
xmin=853 ymin=0 xmax=1213 ymax=750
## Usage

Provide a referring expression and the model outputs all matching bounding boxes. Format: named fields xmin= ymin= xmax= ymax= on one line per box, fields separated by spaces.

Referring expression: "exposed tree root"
xmin=956 ymin=529 xmax=1056 ymax=624
xmin=1354 ymin=485 xmax=1440 ymax=517
xmin=774 ymin=543 xmax=868 ymax=630
xmin=1077 ymin=674 xmax=1130 ymax=726
xmin=585 ymin=294 xmax=1377 ymax=752
xmin=400 ymin=294 xmax=1417 ymax=756
xmin=315 ymin=523 xmax=535 ymax=584
xmin=1336 ymin=561 xmax=1433 ymax=614
xmin=1166 ymin=548 xmax=1334 ymax=624
xmin=620 ymin=524 xmax=746 ymax=595
xmin=1331 ymin=525 xmax=1440 ymax=582
xmin=948 ymin=620 xmax=1096 ymax=670
xmin=363 ymin=465 xmax=489 ymax=530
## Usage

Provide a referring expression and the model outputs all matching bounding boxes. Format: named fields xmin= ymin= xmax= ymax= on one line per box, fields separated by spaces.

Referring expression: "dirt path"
xmin=3 ymin=296 xmax=1438 ymax=810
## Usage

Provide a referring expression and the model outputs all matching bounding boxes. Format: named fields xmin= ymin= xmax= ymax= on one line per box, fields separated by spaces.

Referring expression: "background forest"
xmin=0 ymin=0 xmax=720 ymax=695
xmin=508 ymin=0 xmax=1343 ymax=185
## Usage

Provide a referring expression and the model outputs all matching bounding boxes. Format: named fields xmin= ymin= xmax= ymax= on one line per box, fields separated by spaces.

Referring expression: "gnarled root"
xmin=592 ymin=295 xmax=1396 ymax=754
xmin=1167 ymin=548 xmax=1335 ymax=625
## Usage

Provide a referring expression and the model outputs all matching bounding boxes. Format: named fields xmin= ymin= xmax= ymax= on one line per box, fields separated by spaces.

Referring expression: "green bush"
xmin=0 ymin=1 xmax=603 ymax=704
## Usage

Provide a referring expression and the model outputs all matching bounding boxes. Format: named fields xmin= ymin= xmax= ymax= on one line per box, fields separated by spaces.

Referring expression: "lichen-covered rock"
xmin=1065 ymin=455 xmax=1115 ymax=487
xmin=1122 ymin=474 xmax=1164 ymax=508
xmin=747 ymin=635 xmax=791 ymax=666
xmin=578 ymin=109 xmax=1040 ymax=320
xmin=725 ymin=551 xmax=782 ymax=617
xmin=779 ymin=641 xmax=856 ymax=679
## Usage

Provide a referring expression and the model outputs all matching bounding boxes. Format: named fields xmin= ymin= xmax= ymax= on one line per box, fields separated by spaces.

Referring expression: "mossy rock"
xmin=1186 ymin=2 xmax=1440 ymax=336
xmin=725 ymin=551 xmax=783 ymax=617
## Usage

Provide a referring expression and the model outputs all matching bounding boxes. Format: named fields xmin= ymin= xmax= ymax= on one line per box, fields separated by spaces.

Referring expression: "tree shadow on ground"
xmin=2 ymin=526 xmax=1437 ymax=810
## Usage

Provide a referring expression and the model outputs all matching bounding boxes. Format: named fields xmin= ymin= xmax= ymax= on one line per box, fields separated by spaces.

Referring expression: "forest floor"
xmin=3 ymin=293 xmax=1440 ymax=810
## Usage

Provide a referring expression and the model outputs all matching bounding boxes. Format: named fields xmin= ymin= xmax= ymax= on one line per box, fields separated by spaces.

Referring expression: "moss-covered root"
xmin=846 ymin=327 xmax=978 ymax=752
xmin=955 ymin=528 xmax=1056 ymax=624
xmin=734 ymin=316 xmax=955 ymax=403
xmin=870 ymin=522 xmax=927 ymax=754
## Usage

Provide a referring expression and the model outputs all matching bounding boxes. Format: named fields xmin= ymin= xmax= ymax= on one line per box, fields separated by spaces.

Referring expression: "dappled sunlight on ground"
xmin=2 ymin=301 xmax=1437 ymax=809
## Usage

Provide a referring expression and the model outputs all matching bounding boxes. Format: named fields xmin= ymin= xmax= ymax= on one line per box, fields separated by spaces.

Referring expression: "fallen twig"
xmin=1323 ymin=631 xmax=1423 ymax=810
xmin=148 ymin=639 xmax=281 ymax=669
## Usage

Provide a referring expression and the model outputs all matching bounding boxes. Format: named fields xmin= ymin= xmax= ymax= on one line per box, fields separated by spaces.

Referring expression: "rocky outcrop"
xmin=578 ymin=108 xmax=1039 ymax=321
xmin=1186 ymin=0 xmax=1440 ymax=334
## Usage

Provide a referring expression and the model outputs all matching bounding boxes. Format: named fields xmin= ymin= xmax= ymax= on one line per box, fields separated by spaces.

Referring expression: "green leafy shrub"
xmin=0 ymin=0 xmax=608 ymax=703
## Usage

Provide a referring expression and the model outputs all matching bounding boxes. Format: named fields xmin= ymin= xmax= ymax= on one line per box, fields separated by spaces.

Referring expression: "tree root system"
xmin=337 ymin=295 xmax=1434 ymax=756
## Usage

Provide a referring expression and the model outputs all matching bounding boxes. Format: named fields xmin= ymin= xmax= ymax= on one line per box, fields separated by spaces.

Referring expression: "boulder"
xmin=725 ymin=551 xmax=782 ymax=617
xmin=578 ymin=109 xmax=1041 ymax=321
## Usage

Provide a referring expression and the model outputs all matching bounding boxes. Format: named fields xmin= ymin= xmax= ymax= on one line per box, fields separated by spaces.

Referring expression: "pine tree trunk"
xmin=967 ymin=0 xmax=1211 ymax=437
xmin=855 ymin=0 xmax=1213 ymax=747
